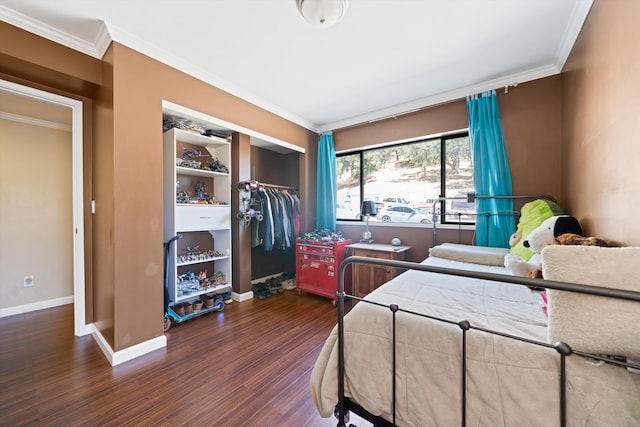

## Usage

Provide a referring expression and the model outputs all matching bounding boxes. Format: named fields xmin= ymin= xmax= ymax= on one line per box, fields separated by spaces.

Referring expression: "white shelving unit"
xmin=163 ymin=126 xmax=232 ymax=315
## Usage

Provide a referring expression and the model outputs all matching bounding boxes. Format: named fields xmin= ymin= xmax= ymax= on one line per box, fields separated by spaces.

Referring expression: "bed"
xmin=310 ymin=243 xmax=640 ymax=426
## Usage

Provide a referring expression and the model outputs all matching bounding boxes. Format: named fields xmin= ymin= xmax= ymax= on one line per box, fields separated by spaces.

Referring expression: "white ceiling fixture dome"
xmin=296 ymin=0 xmax=348 ymax=28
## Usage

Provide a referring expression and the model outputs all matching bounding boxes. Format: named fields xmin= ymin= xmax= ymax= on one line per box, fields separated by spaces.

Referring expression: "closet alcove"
xmin=163 ymin=101 xmax=305 ymax=301
xmin=247 ymin=145 xmax=300 ymax=281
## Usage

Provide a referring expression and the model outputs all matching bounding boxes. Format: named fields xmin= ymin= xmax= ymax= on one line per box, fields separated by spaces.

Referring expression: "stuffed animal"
xmin=507 ymin=199 xmax=566 ymax=263
xmin=527 ymin=230 xmax=608 ymax=278
xmin=554 ymin=233 xmax=608 ymax=247
xmin=505 ymin=215 xmax=583 ymax=277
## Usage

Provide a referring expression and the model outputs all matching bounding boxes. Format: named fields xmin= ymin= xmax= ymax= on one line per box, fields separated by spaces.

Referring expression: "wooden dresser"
xmin=346 ymin=242 xmax=411 ymax=298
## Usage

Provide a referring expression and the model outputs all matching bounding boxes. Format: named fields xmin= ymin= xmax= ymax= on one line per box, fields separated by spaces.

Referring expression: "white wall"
xmin=0 ymin=118 xmax=73 ymax=309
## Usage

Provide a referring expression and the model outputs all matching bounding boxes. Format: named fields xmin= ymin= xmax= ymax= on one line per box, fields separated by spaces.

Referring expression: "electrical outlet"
xmin=23 ymin=275 xmax=34 ymax=287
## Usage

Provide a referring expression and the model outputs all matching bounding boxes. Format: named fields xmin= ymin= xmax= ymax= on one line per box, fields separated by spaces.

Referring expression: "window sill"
xmin=337 ymin=220 xmax=475 ymax=231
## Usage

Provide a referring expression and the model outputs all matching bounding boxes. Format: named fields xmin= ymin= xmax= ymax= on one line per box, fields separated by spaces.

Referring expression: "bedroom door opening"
xmin=0 ymin=79 xmax=87 ymax=337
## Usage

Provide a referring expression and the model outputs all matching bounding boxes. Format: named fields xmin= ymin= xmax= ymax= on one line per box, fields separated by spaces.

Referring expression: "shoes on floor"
xmin=251 ymin=281 xmax=271 ymax=299
xmin=251 ymin=273 xmax=296 ymax=299
xmin=221 ymin=291 xmax=233 ymax=304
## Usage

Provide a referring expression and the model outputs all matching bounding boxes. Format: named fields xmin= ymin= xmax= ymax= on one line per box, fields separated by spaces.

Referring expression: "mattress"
xmin=310 ymin=248 xmax=640 ymax=426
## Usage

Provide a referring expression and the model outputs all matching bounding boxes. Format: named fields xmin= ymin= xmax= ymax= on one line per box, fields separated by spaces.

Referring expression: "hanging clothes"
xmin=291 ymin=192 xmax=301 ymax=236
xmin=257 ymin=187 xmax=274 ymax=251
xmin=248 ymin=183 xmax=299 ymax=251
xmin=250 ymin=193 xmax=263 ymax=248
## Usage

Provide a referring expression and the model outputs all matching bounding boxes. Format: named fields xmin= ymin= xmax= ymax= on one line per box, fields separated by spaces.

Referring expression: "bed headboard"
xmin=431 ymin=193 xmax=558 ymax=246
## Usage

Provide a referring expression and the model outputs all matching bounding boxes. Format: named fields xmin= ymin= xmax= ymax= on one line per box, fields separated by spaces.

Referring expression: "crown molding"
xmin=93 ymin=22 xmax=112 ymax=58
xmin=0 ymin=5 xmax=318 ymax=132
xmin=0 ymin=5 xmax=103 ymax=58
xmin=554 ymin=0 xmax=593 ymax=71
xmin=315 ymin=1 xmax=594 ymax=133
xmin=1 ymin=1 xmax=593 ymax=135
xmin=318 ymin=63 xmax=561 ymax=133
xmin=105 ymin=22 xmax=318 ymax=133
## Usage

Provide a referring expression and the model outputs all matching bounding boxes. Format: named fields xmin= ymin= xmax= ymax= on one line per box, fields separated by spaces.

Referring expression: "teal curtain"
xmin=316 ymin=131 xmax=337 ymax=230
xmin=467 ymin=90 xmax=514 ymax=247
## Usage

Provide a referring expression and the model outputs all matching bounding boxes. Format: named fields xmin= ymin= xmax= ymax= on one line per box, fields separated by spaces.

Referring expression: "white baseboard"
xmin=0 ymin=295 xmax=74 ymax=318
xmin=91 ymin=325 xmax=167 ymax=366
xmin=232 ymin=291 xmax=254 ymax=302
xmin=1 ymin=296 xmax=167 ymax=366
xmin=251 ymin=272 xmax=285 ymax=284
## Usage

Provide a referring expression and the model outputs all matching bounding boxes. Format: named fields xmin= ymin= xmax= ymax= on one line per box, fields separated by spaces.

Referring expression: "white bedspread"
xmin=310 ymin=254 xmax=640 ymax=426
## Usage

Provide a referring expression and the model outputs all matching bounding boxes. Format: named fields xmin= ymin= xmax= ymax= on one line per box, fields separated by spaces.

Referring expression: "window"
xmin=336 ymin=132 xmax=474 ymax=224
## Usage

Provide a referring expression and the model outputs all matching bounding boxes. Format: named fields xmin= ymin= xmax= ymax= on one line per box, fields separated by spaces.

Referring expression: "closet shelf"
xmin=176 ymin=166 xmax=229 ymax=178
xmin=176 ymin=283 xmax=231 ymax=302
xmin=177 ymin=255 xmax=230 ymax=267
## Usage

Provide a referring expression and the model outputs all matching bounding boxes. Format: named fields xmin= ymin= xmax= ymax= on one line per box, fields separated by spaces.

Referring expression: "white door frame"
xmin=0 ymin=79 xmax=89 ymax=336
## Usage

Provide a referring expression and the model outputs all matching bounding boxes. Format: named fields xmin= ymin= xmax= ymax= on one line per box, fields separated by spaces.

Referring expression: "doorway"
xmin=0 ymin=79 xmax=88 ymax=336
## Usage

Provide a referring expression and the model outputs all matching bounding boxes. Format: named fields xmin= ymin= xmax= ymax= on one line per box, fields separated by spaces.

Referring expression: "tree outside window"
xmin=336 ymin=132 xmax=474 ymax=224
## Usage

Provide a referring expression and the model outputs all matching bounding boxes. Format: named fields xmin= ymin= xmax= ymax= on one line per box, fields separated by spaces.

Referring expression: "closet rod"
xmin=260 ymin=182 xmax=297 ymax=190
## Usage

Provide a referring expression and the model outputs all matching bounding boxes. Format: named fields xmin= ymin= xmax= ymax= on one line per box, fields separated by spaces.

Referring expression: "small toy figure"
xmin=195 ymin=181 xmax=206 ymax=200
xmin=197 ymin=270 xmax=208 ymax=282
xmin=214 ymin=271 xmax=226 ymax=285
xmin=176 ymin=191 xmax=190 ymax=204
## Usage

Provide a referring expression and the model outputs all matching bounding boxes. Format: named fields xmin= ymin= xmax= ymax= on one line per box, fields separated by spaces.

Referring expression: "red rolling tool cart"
xmin=296 ymin=238 xmax=352 ymax=302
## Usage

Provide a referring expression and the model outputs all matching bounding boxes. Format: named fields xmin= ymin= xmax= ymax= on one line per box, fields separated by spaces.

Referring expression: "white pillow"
xmin=429 ymin=243 xmax=508 ymax=266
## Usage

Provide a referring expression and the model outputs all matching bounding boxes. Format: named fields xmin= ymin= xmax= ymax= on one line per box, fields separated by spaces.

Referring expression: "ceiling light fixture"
xmin=296 ymin=0 xmax=348 ymax=28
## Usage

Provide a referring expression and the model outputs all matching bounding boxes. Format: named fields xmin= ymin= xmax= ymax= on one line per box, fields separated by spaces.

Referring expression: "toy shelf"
xmin=177 ymin=255 xmax=230 ymax=267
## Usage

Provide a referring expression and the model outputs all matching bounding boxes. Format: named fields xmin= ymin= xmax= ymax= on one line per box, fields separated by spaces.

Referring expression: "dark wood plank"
xmin=0 ymin=291 xmax=371 ymax=426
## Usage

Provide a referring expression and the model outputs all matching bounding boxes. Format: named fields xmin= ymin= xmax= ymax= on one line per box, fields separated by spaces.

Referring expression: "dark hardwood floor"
xmin=0 ymin=291 xmax=371 ymax=427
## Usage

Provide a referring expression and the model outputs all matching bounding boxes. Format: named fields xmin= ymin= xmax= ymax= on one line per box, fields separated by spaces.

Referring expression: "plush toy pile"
xmin=506 ymin=199 xmax=565 ymax=263
xmin=503 ymin=199 xmax=565 ymax=276
xmin=503 ymin=199 xmax=608 ymax=278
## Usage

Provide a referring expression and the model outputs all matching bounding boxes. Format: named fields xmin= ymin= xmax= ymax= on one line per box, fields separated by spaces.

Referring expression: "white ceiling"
xmin=0 ymin=0 xmax=593 ymax=133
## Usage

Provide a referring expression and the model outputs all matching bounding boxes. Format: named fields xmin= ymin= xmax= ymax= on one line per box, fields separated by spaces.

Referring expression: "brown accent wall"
xmin=232 ymin=133 xmax=252 ymax=294
xmin=1 ymin=22 xmax=98 ymax=326
xmin=0 ymin=22 xmax=101 ymax=96
xmin=104 ymin=43 xmax=316 ymax=350
xmin=334 ymin=100 xmax=467 ymax=151
xmin=499 ymin=76 xmax=562 ymax=198
xmin=561 ymin=0 xmax=640 ymax=245
xmin=1 ymin=21 xmax=317 ymax=353
xmin=333 ymin=77 xmax=562 ymax=252
xmin=92 ymin=46 xmax=115 ymax=344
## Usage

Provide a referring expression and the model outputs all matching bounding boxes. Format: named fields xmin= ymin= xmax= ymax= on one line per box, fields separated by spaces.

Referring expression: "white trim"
xmin=231 ymin=291 xmax=254 ymax=302
xmin=0 ymin=5 xmax=103 ymax=58
xmin=0 ymin=6 xmax=317 ymax=130
xmin=0 ymin=296 xmax=73 ymax=318
xmin=0 ymin=2 xmax=592 ymax=134
xmin=251 ymin=273 xmax=288 ymax=284
xmin=0 ymin=79 xmax=87 ymax=338
xmin=555 ymin=0 xmax=594 ymax=71
xmin=319 ymin=63 xmax=561 ymax=133
xmin=91 ymin=325 xmax=167 ymax=366
xmin=107 ymin=23 xmax=316 ymax=132
xmin=162 ymin=100 xmax=306 ymax=154
xmin=93 ymin=22 xmax=113 ymax=58
xmin=0 ymin=111 xmax=72 ymax=132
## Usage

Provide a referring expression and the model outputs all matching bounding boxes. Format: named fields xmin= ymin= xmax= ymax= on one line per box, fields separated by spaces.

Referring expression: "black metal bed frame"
xmin=431 ymin=193 xmax=558 ymax=246
xmin=334 ymin=256 xmax=640 ymax=427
